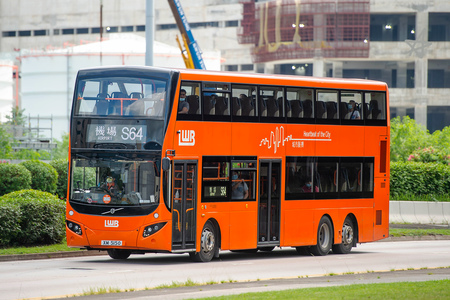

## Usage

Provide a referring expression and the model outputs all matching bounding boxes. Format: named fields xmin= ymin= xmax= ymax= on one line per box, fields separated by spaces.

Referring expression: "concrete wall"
xmin=390 ymin=201 xmax=450 ymax=225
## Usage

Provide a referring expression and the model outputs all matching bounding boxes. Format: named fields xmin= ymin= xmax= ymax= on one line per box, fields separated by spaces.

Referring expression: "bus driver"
xmin=178 ymin=89 xmax=189 ymax=114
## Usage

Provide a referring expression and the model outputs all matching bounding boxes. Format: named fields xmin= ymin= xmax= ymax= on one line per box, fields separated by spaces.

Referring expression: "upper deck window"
xmin=231 ymin=84 xmax=257 ymax=118
xmin=259 ymin=86 xmax=284 ymax=120
xmin=364 ymin=92 xmax=386 ymax=120
xmin=317 ymin=90 xmax=338 ymax=120
xmin=74 ymin=76 xmax=167 ymax=117
xmin=341 ymin=91 xmax=363 ymax=120
xmin=286 ymin=87 xmax=314 ymax=122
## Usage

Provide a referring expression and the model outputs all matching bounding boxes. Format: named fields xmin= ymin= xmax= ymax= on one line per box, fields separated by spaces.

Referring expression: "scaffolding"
xmin=238 ymin=0 xmax=370 ymax=63
xmin=11 ymin=115 xmax=57 ymax=151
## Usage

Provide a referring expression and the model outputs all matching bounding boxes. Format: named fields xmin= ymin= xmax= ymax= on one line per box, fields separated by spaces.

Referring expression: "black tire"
xmin=191 ymin=221 xmax=217 ymax=262
xmin=295 ymin=246 xmax=310 ymax=256
xmin=107 ymin=249 xmax=131 ymax=260
xmin=310 ymin=216 xmax=333 ymax=256
xmin=332 ymin=217 xmax=355 ymax=254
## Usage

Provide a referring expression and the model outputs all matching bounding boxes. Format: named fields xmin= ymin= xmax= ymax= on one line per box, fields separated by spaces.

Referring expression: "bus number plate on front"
xmin=101 ymin=240 xmax=123 ymax=246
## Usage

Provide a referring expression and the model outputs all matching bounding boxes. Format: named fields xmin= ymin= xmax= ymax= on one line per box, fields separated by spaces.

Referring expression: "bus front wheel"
xmin=107 ymin=249 xmax=131 ymax=260
xmin=310 ymin=216 xmax=333 ymax=256
xmin=191 ymin=221 xmax=216 ymax=262
xmin=332 ymin=217 xmax=354 ymax=254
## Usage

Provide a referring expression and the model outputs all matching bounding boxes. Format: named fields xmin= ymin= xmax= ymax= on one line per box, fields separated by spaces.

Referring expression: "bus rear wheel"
xmin=191 ymin=221 xmax=216 ymax=262
xmin=332 ymin=217 xmax=354 ymax=254
xmin=107 ymin=249 xmax=131 ymax=260
xmin=310 ymin=216 xmax=333 ymax=256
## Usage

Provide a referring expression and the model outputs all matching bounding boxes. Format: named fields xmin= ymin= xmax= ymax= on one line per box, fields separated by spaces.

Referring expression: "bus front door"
xmin=258 ymin=160 xmax=281 ymax=247
xmin=172 ymin=161 xmax=197 ymax=251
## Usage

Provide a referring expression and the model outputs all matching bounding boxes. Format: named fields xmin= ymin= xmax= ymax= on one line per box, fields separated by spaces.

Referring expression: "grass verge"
xmin=389 ymin=228 xmax=450 ymax=237
xmin=0 ymin=239 xmax=81 ymax=256
xmin=390 ymin=194 xmax=450 ymax=202
xmin=193 ymin=280 xmax=450 ymax=300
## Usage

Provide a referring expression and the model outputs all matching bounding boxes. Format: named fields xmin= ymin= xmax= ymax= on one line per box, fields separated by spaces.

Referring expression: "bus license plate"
xmin=101 ymin=240 xmax=123 ymax=246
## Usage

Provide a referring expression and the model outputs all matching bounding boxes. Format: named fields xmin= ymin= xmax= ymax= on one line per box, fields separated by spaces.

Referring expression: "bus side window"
xmin=339 ymin=161 xmax=363 ymax=193
xmin=363 ymin=159 xmax=374 ymax=194
xmin=341 ymin=91 xmax=362 ymax=120
xmin=285 ymin=157 xmax=315 ymax=200
xmin=231 ymin=84 xmax=257 ymax=118
xmin=286 ymin=88 xmax=301 ymax=119
xmin=179 ymin=82 xmax=202 ymax=116
xmin=365 ymin=92 xmax=386 ymax=120
xmin=316 ymin=158 xmax=338 ymax=193
xmin=317 ymin=90 xmax=338 ymax=120
xmin=202 ymin=158 xmax=230 ymax=202
xmin=215 ymin=94 xmax=230 ymax=116
xmin=259 ymin=86 xmax=285 ymax=119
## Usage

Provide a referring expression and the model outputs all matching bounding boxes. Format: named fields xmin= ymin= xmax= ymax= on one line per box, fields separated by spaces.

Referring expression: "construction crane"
xmin=167 ymin=0 xmax=206 ymax=69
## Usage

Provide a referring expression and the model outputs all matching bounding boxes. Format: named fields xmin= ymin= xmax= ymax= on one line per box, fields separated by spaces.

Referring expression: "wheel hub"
xmin=319 ymin=223 xmax=331 ymax=249
xmin=201 ymin=229 xmax=215 ymax=253
xmin=342 ymin=224 xmax=354 ymax=245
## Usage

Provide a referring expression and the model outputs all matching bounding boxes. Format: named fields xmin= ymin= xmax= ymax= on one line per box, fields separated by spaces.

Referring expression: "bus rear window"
xmin=74 ymin=76 xmax=167 ymax=117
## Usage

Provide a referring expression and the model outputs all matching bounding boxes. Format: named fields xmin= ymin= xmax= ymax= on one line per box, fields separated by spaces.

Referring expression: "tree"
xmin=5 ymin=106 xmax=26 ymax=126
xmin=390 ymin=116 xmax=430 ymax=162
xmin=430 ymin=126 xmax=450 ymax=153
xmin=0 ymin=126 xmax=12 ymax=159
xmin=52 ymin=132 xmax=69 ymax=160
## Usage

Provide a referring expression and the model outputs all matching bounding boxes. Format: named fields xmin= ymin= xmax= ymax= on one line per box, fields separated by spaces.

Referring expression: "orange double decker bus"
xmin=67 ymin=66 xmax=389 ymax=261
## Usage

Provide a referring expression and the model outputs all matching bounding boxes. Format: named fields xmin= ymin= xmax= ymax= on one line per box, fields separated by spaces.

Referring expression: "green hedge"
xmin=0 ymin=163 xmax=32 ymax=196
xmin=20 ymin=160 xmax=58 ymax=194
xmin=390 ymin=162 xmax=450 ymax=197
xmin=50 ymin=159 xmax=68 ymax=199
xmin=0 ymin=202 xmax=22 ymax=246
xmin=0 ymin=190 xmax=65 ymax=247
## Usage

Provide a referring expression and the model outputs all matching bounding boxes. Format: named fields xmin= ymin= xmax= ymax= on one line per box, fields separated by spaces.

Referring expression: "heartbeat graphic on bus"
xmin=259 ymin=126 xmax=332 ymax=153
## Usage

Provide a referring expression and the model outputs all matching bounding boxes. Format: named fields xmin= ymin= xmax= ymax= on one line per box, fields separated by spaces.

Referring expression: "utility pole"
xmin=145 ymin=0 xmax=154 ymax=66
xmin=100 ymin=0 xmax=103 ymax=65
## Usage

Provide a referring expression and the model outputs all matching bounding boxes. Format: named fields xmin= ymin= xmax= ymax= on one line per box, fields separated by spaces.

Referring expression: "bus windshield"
xmin=71 ymin=155 xmax=160 ymax=207
xmin=74 ymin=76 xmax=167 ymax=117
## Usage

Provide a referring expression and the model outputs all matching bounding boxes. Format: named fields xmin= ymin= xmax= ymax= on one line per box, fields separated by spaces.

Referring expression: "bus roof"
xmin=177 ymin=68 xmax=388 ymax=91
xmin=76 ymin=65 xmax=388 ymax=91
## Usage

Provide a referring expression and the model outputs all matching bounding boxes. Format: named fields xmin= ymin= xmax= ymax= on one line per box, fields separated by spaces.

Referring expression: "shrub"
xmin=408 ymin=146 xmax=450 ymax=165
xmin=50 ymin=159 xmax=69 ymax=199
xmin=0 ymin=190 xmax=65 ymax=246
xmin=20 ymin=160 xmax=58 ymax=194
xmin=0 ymin=163 xmax=32 ymax=196
xmin=390 ymin=116 xmax=430 ymax=162
xmin=0 ymin=202 xmax=22 ymax=246
xmin=390 ymin=162 xmax=450 ymax=198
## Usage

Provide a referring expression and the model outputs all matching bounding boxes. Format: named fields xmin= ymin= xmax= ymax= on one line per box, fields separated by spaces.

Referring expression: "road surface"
xmin=1 ymin=240 xmax=449 ymax=300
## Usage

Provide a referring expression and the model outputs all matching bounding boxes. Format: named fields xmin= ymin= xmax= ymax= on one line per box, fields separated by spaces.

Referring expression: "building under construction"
xmin=1 ymin=0 xmax=450 ymax=133
xmin=238 ymin=0 xmax=370 ymax=63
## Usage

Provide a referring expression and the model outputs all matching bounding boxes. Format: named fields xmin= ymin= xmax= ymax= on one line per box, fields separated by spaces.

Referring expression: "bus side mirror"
xmin=162 ymin=157 xmax=171 ymax=171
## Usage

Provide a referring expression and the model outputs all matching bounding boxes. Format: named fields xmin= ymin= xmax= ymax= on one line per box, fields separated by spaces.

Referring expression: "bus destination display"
xmin=87 ymin=124 xmax=147 ymax=144
xmin=204 ymin=186 xmax=227 ymax=198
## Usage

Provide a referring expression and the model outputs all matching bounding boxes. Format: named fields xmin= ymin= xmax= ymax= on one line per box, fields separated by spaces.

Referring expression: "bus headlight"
xmin=143 ymin=222 xmax=166 ymax=238
xmin=67 ymin=221 xmax=82 ymax=235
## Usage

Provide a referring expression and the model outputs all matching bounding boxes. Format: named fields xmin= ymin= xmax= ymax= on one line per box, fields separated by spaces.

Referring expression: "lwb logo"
xmin=105 ymin=220 xmax=119 ymax=228
xmin=178 ymin=130 xmax=195 ymax=146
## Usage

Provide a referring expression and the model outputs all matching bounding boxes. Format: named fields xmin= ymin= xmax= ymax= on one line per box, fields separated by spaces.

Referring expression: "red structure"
xmin=238 ymin=0 xmax=370 ymax=63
